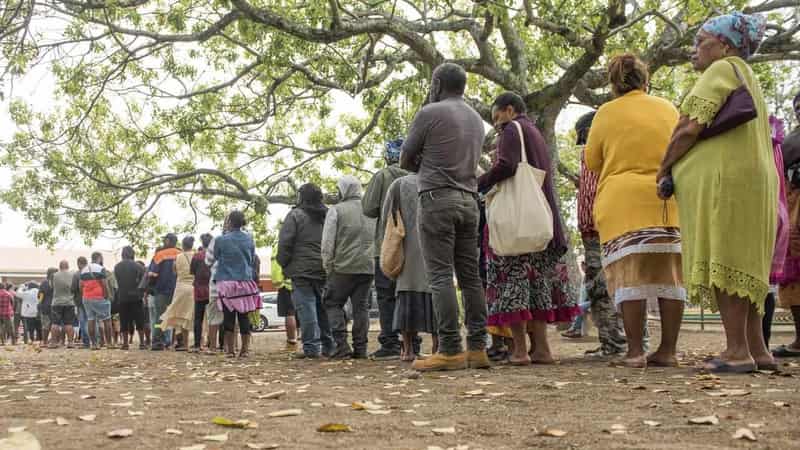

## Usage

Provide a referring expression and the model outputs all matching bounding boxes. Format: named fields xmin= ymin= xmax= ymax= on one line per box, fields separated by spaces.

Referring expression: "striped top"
xmin=577 ymin=151 xmax=599 ymax=237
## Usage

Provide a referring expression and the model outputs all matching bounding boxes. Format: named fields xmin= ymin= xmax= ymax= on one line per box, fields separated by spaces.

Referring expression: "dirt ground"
xmin=1 ymin=325 xmax=800 ymax=450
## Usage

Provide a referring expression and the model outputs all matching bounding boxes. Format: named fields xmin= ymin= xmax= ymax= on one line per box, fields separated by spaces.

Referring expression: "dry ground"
xmin=1 ymin=325 xmax=800 ymax=450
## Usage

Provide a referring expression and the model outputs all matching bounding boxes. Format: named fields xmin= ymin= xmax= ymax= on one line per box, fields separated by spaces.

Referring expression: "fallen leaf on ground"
xmin=268 ymin=409 xmax=302 ymax=418
xmin=689 ymin=416 xmax=719 ymax=425
xmin=748 ymin=423 xmax=765 ymax=429
xmin=652 ymin=389 xmax=670 ymax=394
xmin=107 ymin=429 xmax=133 ymax=439
xmin=200 ymin=433 xmax=228 ymax=442
xmin=202 ymin=391 xmax=220 ymax=395
xmin=165 ymin=429 xmax=182 ymax=435
xmin=79 ymin=415 xmax=96 ymax=422
xmin=643 ymin=420 xmax=661 ymax=427
xmin=538 ymin=429 xmax=567 ymax=437
xmin=365 ymin=409 xmax=391 ymax=415
xmin=56 ymin=417 xmax=69 ymax=426
xmin=80 ymin=395 xmax=95 ymax=400
xmin=462 ymin=389 xmax=484 ymax=396
xmin=212 ymin=417 xmax=257 ymax=429
xmin=179 ymin=445 xmax=206 ymax=450
xmin=674 ymin=399 xmax=696 ymax=404
xmin=35 ymin=419 xmax=54 ymax=425
xmin=474 ymin=381 xmax=495 ymax=386
xmin=109 ymin=402 xmax=133 ymax=408
xmin=128 ymin=411 xmax=144 ymax=416
xmin=310 ymin=402 xmax=323 ymax=407
xmin=7 ymin=426 xmax=26 ymax=433
xmin=604 ymin=424 xmax=627 ymax=435
xmin=258 ymin=391 xmax=286 ymax=400
xmin=733 ymin=428 xmax=757 ymax=441
xmin=333 ymin=402 xmax=349 ymax=408
xmin=317 ymin=423 xmax=352 ymax=433
xmin=774 ymin=402 xmax=790 ymax=408
xmin=246 ymin=444 xmax=279 ymax=449
xmin=412 ymin=421 xmax=432 ymax=427
xmin=432 ymin=427 xmax=456 ymax=435
xmin=24 ymin=396 xmax=40 ymax=400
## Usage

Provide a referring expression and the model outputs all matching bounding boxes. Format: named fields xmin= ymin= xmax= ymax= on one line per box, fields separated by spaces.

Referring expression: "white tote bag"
xmin=486 ymin=121 xmax=554 ymax=256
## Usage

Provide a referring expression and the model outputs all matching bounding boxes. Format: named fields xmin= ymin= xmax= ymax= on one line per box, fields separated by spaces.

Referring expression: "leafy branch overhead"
xmin=1 ymin=0 xmax=798 ymax=246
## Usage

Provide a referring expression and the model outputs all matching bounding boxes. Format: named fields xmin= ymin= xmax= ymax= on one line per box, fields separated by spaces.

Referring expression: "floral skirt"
xmin=484 ymin=230 xmax=580 ymax=335
xmin=216 ymin=280 xmax=262 ymax=314
xmin=601 ymin=227 xmax=685 ymax=309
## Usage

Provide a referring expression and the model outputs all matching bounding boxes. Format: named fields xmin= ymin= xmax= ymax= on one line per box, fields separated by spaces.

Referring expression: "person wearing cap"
xmin=362 ymin=138 xmax=409 ymax=360
xmin=147 ymin=233 xmax=181 ymax=350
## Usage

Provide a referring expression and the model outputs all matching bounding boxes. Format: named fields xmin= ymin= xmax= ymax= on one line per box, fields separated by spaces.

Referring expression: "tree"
xmin=1 ymin=0 xmax=798 ymax=247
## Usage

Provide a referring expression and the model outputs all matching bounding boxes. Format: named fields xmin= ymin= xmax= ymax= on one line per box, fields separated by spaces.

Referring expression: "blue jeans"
xmin=292 ymin=278 xmax=333 ymax=356
xmin=150 ymin=293 xmax=173 ymax=347
xmin=78 ymin=306 xmax=90 ymax=346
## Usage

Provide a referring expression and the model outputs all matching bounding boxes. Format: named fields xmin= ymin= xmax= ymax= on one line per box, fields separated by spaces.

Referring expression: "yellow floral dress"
xmin=673 ymin=56 xmax=777 ymax=312
xmin=159 ymin=251 xmax=195 ymax=332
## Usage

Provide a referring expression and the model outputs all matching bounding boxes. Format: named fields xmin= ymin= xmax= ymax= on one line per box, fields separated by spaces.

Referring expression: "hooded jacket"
xmin=277 ymin=207 xmax=327 ymax=281
xmin=321 ymin=176 xmax=375 ymax=275
xmin=362 ymin=165 xmax=408 ymax=258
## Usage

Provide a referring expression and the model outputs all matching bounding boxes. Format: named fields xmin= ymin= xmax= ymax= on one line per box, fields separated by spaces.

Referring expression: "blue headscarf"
xmin=701 ymin=12 xmax=766 ymax=60
xmin=385 ymin=138 xmax=403 ymax=164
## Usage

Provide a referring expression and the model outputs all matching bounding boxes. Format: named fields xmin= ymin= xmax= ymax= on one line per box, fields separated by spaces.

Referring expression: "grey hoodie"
xmin=321 ymin=175 xmax=375 ymax=275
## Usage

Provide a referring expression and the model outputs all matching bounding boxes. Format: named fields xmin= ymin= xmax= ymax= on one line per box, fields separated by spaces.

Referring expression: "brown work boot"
xmin=411 ymin=352 xmax=467 ymax=372
xmin=467 ymin=350 xmax=491 ymax=369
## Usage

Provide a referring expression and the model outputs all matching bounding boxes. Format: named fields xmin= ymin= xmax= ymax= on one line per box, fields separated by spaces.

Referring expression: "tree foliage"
xmin=1 ymin=0 xmax=798 ymax=247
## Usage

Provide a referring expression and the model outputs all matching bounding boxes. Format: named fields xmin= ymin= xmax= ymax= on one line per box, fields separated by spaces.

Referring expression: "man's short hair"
xmin=91 ymin=252 xmax=102 ymax=263
xmin=77 ymin=256 xmax=88 ymax=267
xmin=433 ymin=63 xmax=467 ymax=95
xmin=59 ymin=260 xmax=69 ymax=270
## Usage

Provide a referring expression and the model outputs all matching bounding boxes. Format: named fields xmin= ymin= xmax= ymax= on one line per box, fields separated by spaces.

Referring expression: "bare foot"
xmin=509 ymin=354 xmax=531 ymax=366
xmin=530 ymin=352 xmax=556 ymax=365
xmin=620 ymin=354 xmax=647 ymax=369
xmin=647 ymin=352 xmax=678 ymax=367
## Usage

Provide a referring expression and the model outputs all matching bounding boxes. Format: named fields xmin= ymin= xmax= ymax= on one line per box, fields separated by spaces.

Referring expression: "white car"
xmin=255 ymin=292 xmax=285 ymax=332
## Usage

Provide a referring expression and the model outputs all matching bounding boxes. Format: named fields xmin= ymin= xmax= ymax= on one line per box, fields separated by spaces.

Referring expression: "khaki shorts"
xmin=206 ymin=298 xmax=224 ymax=326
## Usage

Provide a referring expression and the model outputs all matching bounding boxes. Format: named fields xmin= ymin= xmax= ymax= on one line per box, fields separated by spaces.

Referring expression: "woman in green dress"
xmin=657 ymin=12 xmax=777 ymax=373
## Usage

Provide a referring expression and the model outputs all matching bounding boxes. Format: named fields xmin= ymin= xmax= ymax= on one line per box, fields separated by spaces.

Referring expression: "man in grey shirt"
xmin=400 ymin=62 xmax=489 ymax=371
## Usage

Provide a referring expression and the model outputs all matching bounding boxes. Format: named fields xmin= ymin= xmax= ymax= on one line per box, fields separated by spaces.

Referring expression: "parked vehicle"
xmin=254 ymin=292 xmax=285 ymax=332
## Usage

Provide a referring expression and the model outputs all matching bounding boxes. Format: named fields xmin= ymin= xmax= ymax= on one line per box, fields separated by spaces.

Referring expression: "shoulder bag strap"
xmin=728 ymin=60 xmax=748 ymax=92
xmin=511 ymin=120 xmax=528 ymax=165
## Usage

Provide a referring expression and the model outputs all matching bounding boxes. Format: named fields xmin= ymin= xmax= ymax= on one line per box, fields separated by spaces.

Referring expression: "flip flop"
xmin=509 ymin=358 xmax=531 ymax=366
xmin=772 ymin=345 xmax=800 ymax=358
xmin=704 ymin=358 xmax=756 ymax=374
xmin=757 ymin=362 xmax=779 ymax=372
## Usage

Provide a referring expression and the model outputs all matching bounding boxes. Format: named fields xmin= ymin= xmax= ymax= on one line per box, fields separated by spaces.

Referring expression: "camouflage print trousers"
xmin=583 ymin=234 xmax=627 ymax=355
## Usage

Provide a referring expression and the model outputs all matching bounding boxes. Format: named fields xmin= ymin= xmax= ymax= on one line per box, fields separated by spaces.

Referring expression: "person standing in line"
xmin=38 ymin=268 xmax=57 ymax=346
xmin=277 ymin=183 xmax=334 ymax=359
xmin=381 ymin=173 xmax=439 ymax=361
xmin=321 ymin=175 xmax=375 ymax=359
xmin=114 ymin=246 xmax=146 ymax=350
xmin=214 ymin=211 xmax=262 ymax=358
xmin=363 ymin=139 xmax=409 ymax=360
xmin=18 ymin=282 xmax=41 ymax=343
xmin=190 ymin=234 xmax=213 ymax=352
xmin=574 ymin=111 xmax=628 ymax=357
xmin=135 ymin=260 xmax=151 ymax=348
xmin=400 ymin=62 xmax=490 ymax=371
xmin=160 ymin=236 xmax=197 ymax=351
xmin=204 ymin=236 xmax=225 ymax=353
xmin=147 ymin=234 xmax=181 ymax=351
xmin=71 ymin=257 xmax=89 ymax=348
xmin=49 ymin=261 xmax=77 ymax=348
xmin=12 ymin=284 xmax=22 ymax=344
xmin=586 ymin=54 xmax=684 ymax=369
xmin=479 ymin=92 xmax=579 ymax=365
xmin=657 ymin=12 xmax=776 ymax=373
xmin=0 ymin=284 xmax=16 ymax=345
xmin=271 ymin=254 xmax=298 ymax=351
xmin=80 ymin=252 xmax=114 ymax=350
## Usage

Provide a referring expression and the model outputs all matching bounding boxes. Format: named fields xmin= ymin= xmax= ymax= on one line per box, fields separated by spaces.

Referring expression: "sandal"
xmin=488 ymin=347 xmax=509 ymax=362
xmin=703 ymin=358 xmax=756 ymax=374
xmin=772 ymin=345 xmax=800 ymax=358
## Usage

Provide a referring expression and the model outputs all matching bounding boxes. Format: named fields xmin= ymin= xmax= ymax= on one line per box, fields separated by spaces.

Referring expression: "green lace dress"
xmin=673 ymin=56 xmax=777 ymax=313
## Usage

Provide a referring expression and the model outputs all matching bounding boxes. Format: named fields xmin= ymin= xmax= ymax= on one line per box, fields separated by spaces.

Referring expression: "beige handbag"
xmin=486 ymin=121 xmax=554 ymax=256
xmin=380 ymin=188 xmax=406 ymax=279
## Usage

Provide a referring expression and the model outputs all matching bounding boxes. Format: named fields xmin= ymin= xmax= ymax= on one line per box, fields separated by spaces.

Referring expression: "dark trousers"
xmin=293 ymin=278 xmax=334 ymax=356
xmin=762 ymin=292 xmax=776 ymax=347
xmin=418 ymin=189 xmax=487 ymax=354
xmin=119 ymin=301 xmax=145 ymax=334
xmin=222 ymin=302 xmax=251 ymax=335
xmin=22 ymin=317 xmax=40 ymax=342
xmin=194 ymin=300 xmax=208 ymax=347
xmin=325 ymin=273 xmax=373 ymax=354
xmin=374 ymin=259 xmax=401 ymax=351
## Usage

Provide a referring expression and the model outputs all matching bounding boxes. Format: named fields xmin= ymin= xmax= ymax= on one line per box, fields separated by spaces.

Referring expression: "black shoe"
xmin=294 ymin=351 xmax=320 ymax=359
xmin=370 ymin=347 xmax=401 ymax=361
xmin=352 ymin=351 xmax=368 ymax=360
xmin=151 ymin=344 xmax=165 ymax=351
xmin=331 ymin=344 xmax=353 ymax=360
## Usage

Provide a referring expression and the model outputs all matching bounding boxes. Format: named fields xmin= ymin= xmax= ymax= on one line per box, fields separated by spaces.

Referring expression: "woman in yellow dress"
xmin=657 ymin=12 xmax=776 ymax=373
xmin=160 ymin=236 xmax=196 ymax=351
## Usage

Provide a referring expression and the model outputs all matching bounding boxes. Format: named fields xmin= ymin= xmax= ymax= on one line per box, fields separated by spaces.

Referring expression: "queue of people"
xmin=2 ymin=12 xmax=798 ymax=376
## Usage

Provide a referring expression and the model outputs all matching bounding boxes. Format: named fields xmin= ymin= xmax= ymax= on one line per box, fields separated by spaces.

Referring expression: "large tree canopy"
xmin=1 ymin=0 xmax=798 ymax=247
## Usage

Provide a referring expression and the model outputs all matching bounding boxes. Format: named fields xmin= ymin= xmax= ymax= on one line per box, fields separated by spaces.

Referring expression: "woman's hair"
xmin=182 ymin=235 xmax=195 ymax=251
xmin=297 ymin=183 xmax=327 ymax=224
xmin=608 ymin=54 xmax=649 ymax=97
xmin=492 ymin=92 xmax=527 ymax=115
xmin=227 ymin=210 xmax=246 ymax=229
xmin=200 ymin=233 xmax=213 ymax=249
xmin=121 ymin=246 xmax=135 ymax=260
